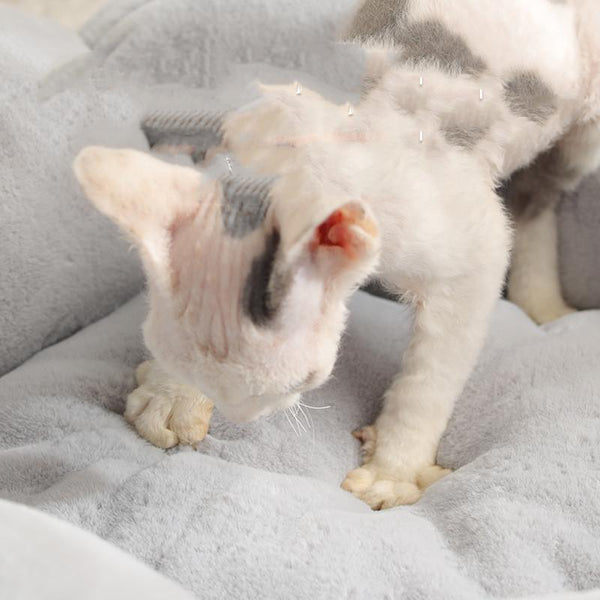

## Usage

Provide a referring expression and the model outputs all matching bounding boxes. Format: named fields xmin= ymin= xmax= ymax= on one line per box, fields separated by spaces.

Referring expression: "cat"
xmin=74 ymin=0 xmax=600 ymax=509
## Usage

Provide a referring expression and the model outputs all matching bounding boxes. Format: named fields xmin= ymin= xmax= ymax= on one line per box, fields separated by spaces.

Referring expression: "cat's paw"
xmin=124 ymin=360 xmax=214 ymax=449
xmin=341 ymin=465 xmax=421 ymax=509
xmin=341 ymin=463 xmax=451 ymax=510
xmin=343 ymin=425 xmax=451 ymax=509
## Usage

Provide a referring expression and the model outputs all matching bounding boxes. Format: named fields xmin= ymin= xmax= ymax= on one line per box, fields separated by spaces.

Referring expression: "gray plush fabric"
xmin=1 ymin=291 xmax=600 ymax=599
xmin=0 ymin=7 xmax=146 ymax=376
xmin=78 ymin=0 xmax=364 ymax=92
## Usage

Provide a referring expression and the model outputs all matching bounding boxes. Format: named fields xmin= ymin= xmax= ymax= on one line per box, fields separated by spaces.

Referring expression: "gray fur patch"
xmin=344 ymin=0 xmax=409 ymax=42
xmin=221 ymin=176 xmax=272 ymax=238
xmin=394 ymin=86 xmax=424 ymax=115
xmin=396 ymin=20 xmax=486 ymax=76
xmin=242 ymin=229 xmax=281 ymax=326
xmin=442 ymin=125 xmax=488 ymax=149
xmin=362 ymin=279 xmax=398 ymax=302
xmin=142 ymin=110 xmax=225 ymax=162
xmin=362 ymin=72 xmax=384 ymax=96
xmin=503 ymin=72 xmax=557 ymax=124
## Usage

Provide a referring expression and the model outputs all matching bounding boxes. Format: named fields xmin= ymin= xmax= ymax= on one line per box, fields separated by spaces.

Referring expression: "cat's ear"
xmin=305 ymin=201 xmax=380 ymax=290
xmin=74 ymin=146 xmax=201 ymax=239
xmin=275 ymin=176 xmax=380 ymax=291
xmin=74 ymin=146 xmax=203 ymax=287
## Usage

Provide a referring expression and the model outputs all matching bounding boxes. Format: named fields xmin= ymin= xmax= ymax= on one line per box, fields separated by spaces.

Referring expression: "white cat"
xmin=75 ymin=0 xmax=600 ymax=509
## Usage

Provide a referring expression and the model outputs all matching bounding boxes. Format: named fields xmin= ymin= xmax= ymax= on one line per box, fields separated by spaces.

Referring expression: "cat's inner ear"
xmin=306 ymin=202 xmax=380 ymax=282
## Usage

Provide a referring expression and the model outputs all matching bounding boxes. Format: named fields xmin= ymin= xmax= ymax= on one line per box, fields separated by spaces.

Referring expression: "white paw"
xmin=342 ymin=425 xmax=451 ymax=510
xmin=124 ymin=360 xmax=214 ymax=449
xmin=342 ymin=463 xmax=450 ymax=510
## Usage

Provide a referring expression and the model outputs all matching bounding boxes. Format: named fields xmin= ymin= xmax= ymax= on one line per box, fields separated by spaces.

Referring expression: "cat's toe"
xmin=341 ymin=466 xmax=376 ymax=493
xmin=169 ymin=395 xmax=213 ymax=446
xmin=342 ymin=466 xmax=421 ymax=509
xmin=125 ymin=387 xmax=179 ymax=448
xmin=351 ymin=425 xmax=377 ymax=461
xmin=362 ymin=479 xmax=422 ymax=510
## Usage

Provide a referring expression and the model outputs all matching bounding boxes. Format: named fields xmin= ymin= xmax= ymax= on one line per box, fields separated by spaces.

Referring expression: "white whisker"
xmin=299 ymin=402 xmax=331 ymax=410
xmin=292 ymin=406 xmax=308 ymax=433
xmin=298 ymin=404 xmax=316 ymax=443
xmin=297 ymin=404 xmax=311 ymax=430
xmin=285 ymin=408 xmax=299 ymax=436
xmin=297 ymin=404 xmax=307 ymax=424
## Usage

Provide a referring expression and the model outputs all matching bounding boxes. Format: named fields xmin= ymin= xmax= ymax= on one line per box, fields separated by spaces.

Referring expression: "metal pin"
xmin=419 ymin=130 xmax=424 ymax=143
xmin=479 ymin=88 xmax=484 ymax=101
xmin=296 ymin=82 xmax=302 ymax=95
xmin=225 ymin=156 xmax=233 ymax=173
xmin=419 ymin=76 xmax=423 ymax=87
xmin=347 ymin=103 xmax=354 ymax=117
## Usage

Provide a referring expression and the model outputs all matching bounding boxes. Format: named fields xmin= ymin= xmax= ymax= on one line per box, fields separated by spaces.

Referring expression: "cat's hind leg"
xmin=507 ymin=119 xmax=600 ymax=323
xmin=508 ymin=205 xmax=575 ymax=323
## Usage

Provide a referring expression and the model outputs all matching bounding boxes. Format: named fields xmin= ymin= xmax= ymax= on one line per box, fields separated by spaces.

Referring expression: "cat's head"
xmin=74 ymin=147 xmax=380 ymax=422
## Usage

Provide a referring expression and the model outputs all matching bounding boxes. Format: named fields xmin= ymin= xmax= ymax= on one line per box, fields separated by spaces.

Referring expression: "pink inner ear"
xmin=313 ymin=210 xmax=353 ymax=254
xmin=310 ymin=203 xmax=377 ymax=260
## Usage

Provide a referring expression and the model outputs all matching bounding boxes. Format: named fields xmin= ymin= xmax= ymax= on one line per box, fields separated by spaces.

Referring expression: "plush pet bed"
xmin=1 ymin=2 xmax=599 ymax=599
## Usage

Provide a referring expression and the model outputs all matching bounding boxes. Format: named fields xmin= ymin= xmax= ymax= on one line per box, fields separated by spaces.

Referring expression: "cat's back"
xmin=345 ymin=0 xmax=593 ymax=178
xmin=347 ymin=0 xmax=582 ymax=105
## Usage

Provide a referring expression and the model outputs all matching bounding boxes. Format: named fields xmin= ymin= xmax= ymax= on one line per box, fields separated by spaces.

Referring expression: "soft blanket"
xmin=2 ymin=291 xmax=600 ymax=599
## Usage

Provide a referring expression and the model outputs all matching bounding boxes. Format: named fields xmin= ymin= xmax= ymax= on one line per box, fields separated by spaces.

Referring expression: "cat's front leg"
xmin=125 ymin=360 xmax=213 ymax=449
xmin=343 ymin=226 xmax=510 ymax=508
xmin=506 ymin=118 xmax=600 ymax=323
xmin=342 ymin=291 xmax=492 ymax=509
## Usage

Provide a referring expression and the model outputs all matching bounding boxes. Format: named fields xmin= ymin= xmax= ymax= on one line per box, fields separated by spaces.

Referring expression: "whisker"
xmin=291 ymin=405 xmax=308 ymax=433
xmin=285 ymin=408 xmax=299 ymax=436
xmin=294 ymin=415 xmax=308 ymax=434
xmin=299 ymin=402 xmax=332 ymax=410
xmin=298 ymin=404 xmax=316 ymax=444
xmin=297 ymin=404 xmax=312 ymax=431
